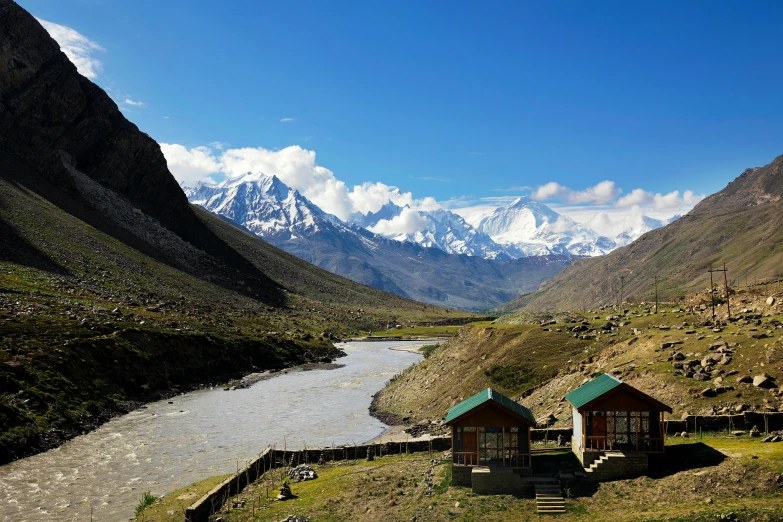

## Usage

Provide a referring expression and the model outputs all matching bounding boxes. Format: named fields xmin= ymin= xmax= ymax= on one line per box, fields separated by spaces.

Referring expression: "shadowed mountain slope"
xmin=0 ymin=0 xmax=473 ymax=463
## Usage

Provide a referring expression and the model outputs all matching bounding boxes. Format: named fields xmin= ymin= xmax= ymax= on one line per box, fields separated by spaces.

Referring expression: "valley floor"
xmin=137 ymin=435 xmax=783 ymax=522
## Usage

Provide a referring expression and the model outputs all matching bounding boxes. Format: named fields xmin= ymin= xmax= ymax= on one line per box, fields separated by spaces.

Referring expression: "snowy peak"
xmin=477 ymin=198 xmax=616 ymax=257
xmin=185 ymin=173 xmax=331 ymax=239
xmin=349 ymin=203 xmax=513 ymax=260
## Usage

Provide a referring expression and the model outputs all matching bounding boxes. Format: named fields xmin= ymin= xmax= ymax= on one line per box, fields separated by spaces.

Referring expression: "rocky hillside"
xmin=374 ymin=286 xmax=783 ymax=429
xmin=508 ymin=153 xmax=783 ymax=313
xmin=0 ymin=0 xmax=473 ymax=464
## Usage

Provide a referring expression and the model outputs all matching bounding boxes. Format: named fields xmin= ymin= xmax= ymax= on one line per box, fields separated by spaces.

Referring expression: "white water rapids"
xmin=0 ymin=340 xmax=425 ymax=521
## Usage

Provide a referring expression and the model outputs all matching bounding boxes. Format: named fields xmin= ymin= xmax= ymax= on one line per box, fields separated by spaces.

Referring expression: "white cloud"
xmin=280 ymin=118 xmax=296 ymax=123
xmin=160 ymin=144 xmax=221 ymax=186
xmin=531 ymin=180 xmax=621 ymax=205
xmin=616 ymin=188 xmax=653 ymax=207
xmin=368 ymin=208 xmax=429 ymax=236
xmin=347 ymin=181 xmax=415 ymax=215
xmin=569 ymin=180 xmax=621 ymax=204
xmin=161 ymin=140 xmax=707 ymax=241
xmin=123 ymin=98 xmax=145 ymax=107
xmin=36 ymin=18 xmax=104 ymax=79
xmin=161 ymin=143 xmax=446 ymax=221
xmin=531 ymin=182 xmax=569 ymax=201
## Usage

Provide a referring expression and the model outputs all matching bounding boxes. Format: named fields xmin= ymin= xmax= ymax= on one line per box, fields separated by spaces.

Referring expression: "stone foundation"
xmin=471 ymin=467 xmax=526 ymax=495
xmin=584 ymin=451 xmax=648 ymax=481
xmin=452 ymin=464 xmax=472 ymax=486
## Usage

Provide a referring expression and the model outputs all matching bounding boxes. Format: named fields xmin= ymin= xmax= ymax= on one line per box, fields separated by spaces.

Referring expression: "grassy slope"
xmin=0 ymin=174 xmax=473 ymax=463
xmin=374 ymin=288 xmax=783 ymax=426
xmin=511 ymin=155 xmax=783 ymax=313
xmin=151 ymin=436 xmax=783 ymax=522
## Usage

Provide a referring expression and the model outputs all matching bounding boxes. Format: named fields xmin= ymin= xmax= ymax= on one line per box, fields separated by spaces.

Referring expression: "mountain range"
xmin=186 ymin=175 xmax=574 ymax=310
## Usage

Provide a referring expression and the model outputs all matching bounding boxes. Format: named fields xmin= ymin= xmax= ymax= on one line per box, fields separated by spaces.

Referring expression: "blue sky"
xmin=20 ymin=0 xmax=783 ymax=233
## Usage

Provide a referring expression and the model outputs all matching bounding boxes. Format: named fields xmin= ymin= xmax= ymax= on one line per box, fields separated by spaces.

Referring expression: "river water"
xmin=0 ymin=340 xmax=425 ymax=522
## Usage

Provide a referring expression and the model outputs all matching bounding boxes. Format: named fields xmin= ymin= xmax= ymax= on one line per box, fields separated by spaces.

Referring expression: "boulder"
xmin=767 ymin=296 xmax=776 ymax=306
xmin=277 ymin=482 xmax=294 ymax=501
xmin=750 ymin=426 xmax=760 ymax=437
xmin=288 ymin=465 xmax=318 ymax=483
xmin=754 ymin=375 xmax=776 ymax=388
xmin=700 ymin=388 xmax=717 ymax=398
xmin=737 ymin=375 xmax=753 ymax=384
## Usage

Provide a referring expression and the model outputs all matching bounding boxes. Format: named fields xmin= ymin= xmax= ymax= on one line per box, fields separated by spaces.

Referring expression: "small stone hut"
xmin=566 ymin=374 xmax=672 ymax=479
xmin=445 ymin=388 xmax=536 ymax=492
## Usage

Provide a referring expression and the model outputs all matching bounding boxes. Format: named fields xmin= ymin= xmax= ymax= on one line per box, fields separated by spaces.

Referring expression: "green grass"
xmin=174 ymin=436 xmax=783 ymax=522
xmin=131 ymin=475 xmax=231 ymax=522
xmin=368 ymin=325 xmax=465 ymax=337
xmin=420 ymin=344 xmax=440 ymax=358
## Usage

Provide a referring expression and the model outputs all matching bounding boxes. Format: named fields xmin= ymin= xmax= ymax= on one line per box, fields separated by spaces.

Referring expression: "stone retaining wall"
xmin=184 ymin=437 xmax=452 ymax=522
xmin=665 ymin=412 xmax=783 ymax=435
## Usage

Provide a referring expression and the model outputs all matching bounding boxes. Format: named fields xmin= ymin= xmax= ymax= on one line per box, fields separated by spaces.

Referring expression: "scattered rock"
xmin=732 ymin=431 xmax=746 ymax=437
xmin=288 ymin=465 xmax=318 ymax=483
xmin=277 ymin=482 xmax=294 ymax=501
xmin=767 ymin=296 xmax=776 ymax=306
xmin=754 ymin=375 xmax=776 ymax=388
xmin=700 ymin=388 xmax=717 ymax=398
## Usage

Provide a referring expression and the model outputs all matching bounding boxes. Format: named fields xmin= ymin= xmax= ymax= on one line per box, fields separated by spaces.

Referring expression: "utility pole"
xmin=723 ymin=263 xmax=731 ymax=319
xmin=708 ymin=264 xmax=730 ymax=320
xmin=620 ymin=275 xmax=625 ymax=308
xmin=708 ymin=265 xmax=715 ymax=320
xmin=654 ymin=275 xmax=659 ymax=314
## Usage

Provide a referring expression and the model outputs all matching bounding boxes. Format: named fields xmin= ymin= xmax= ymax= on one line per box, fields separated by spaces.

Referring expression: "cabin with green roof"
xmin=445 ymin=388 xmax=536 ymax=491
xmin=567 ymin=374 xmax=672 ymax=478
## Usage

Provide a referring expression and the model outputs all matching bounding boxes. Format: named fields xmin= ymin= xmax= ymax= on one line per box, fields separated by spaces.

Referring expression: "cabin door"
xmin=592 ymin=415 xmax=606 ymax=437
xmin=592 ymin=415 xmax=607 ymax=449
xmin=463 ymin=430 xmax=477 ymax=465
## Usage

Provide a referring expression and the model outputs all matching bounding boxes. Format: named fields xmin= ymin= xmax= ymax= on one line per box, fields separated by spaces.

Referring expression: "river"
xmin=0 ymin=339 xmax=426 ymax=522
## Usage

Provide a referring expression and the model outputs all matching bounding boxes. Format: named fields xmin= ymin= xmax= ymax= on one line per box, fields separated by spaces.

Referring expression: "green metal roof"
xmin=565 ymin=373 xmax=622 ymax=409
xmin=445 ymin=388 xmax=536 ymax=425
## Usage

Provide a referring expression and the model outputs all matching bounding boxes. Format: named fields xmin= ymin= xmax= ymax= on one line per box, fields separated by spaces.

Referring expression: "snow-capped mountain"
xmin=477 ymin=197 xmax=617 ymax=257
xmin=349 ymin=203 xmax=513 ymax=260
xmin=185 ymin=172 xmax=342 ymax=240
xmin=183 ymin=173 xmax=575 ymax=310
xmin=612 ymin=215 xmax=665 ymax=247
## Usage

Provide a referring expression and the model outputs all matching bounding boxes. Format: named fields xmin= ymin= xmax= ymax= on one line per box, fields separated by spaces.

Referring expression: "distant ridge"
xmin=509 ymin=153 xmax=783 ymax=312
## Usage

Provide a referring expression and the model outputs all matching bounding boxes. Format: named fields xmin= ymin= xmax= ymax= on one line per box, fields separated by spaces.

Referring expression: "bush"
xmin=134 ymin=491 xmax=158 ymax=516
xmin=420 ymin=344 xmax=439 ymax=358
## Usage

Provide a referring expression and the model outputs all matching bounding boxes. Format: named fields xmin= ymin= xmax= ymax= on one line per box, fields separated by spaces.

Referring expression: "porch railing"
xmin=503 ymin=452 xmax=531 ymax=468
xmin=452 ymin=452 xmax=477 ymax=466
xmin=637 ymin=437 xmax=664 ymax=453
xmin=583 ymin=436 xmax=664 ymax=453
xmin=585 ymin=436 xmax=608 ymax=451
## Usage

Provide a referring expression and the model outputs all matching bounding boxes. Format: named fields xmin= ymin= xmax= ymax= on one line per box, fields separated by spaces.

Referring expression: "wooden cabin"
xmin=566 ymin=374 xmax=672 ymax=478
xmin=445 ymin=388 xmax=536 ymax=491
